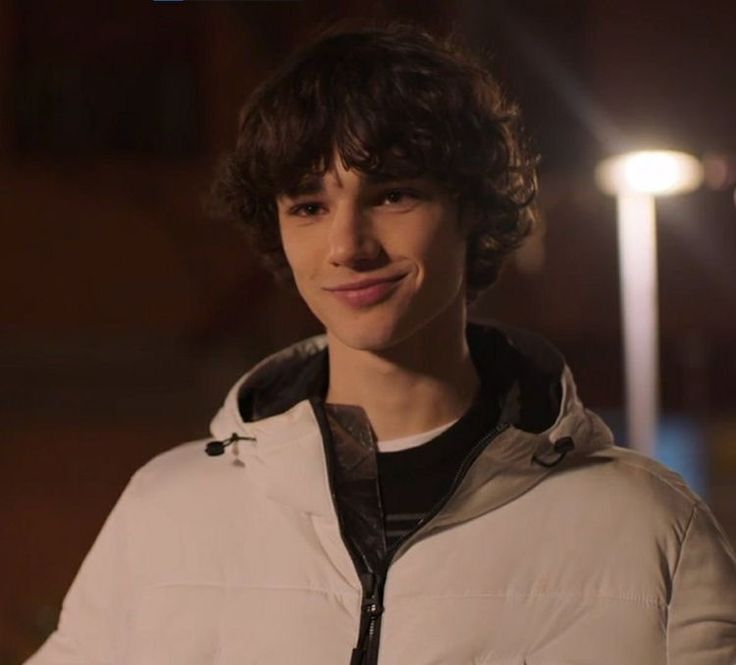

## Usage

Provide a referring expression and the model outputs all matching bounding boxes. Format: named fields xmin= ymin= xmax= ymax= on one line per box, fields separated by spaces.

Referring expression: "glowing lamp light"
xmin=596 ymin=149 xmax=703 ymax=459
xmin=595 ymin=150 xmax=704 ymax=196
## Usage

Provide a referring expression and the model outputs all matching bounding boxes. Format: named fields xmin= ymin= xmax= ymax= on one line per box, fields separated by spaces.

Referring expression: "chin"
xmin=326 ymin=318 xmax=402 ymax=352
xmin=324 ymin=304 xmax=432 ymax=355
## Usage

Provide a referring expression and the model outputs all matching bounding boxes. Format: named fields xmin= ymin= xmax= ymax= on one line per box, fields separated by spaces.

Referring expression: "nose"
xmin=327 ymin=201 xmax=383 ymax=267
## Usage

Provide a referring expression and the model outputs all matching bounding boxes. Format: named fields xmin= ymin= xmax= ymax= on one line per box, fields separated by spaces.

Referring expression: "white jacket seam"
xmin=145 ymin=582 xmax=358 ymax=597
xmin=665 ymin=501 xmax=698 ymax=664
xmin=389 ymin=590 xmax=665 ymax=608
xmin=609 ymin=457 xmax=699 ymax=509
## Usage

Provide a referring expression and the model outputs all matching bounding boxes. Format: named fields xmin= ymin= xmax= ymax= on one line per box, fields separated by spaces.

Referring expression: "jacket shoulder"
xmin=598 ymin=445 xmax=699 ymax=498
xmin=125 ymin=437 xmax=242 ymax=506
xmin=583 ymin=444 xmax=704 ymax=523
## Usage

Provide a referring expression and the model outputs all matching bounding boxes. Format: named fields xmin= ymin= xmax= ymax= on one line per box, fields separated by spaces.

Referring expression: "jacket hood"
xmin=208 ymin=320 xmax=615 ymax=524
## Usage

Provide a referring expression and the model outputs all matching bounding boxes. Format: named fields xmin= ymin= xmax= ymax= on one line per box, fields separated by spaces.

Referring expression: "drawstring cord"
xmin=532 ymin=436 xmax=575 ymax=468
xmin=208 ymin=433 xmax=574 ymax=468
xmin=205 ymin=433 xmax=256 ymax=464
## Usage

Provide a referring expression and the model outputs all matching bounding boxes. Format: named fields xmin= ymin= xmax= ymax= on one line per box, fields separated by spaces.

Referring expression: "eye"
xmin=288 ymin=202 xmax=324 ymax=217
xmin=381 ymin=189 xmax=419 ymax=206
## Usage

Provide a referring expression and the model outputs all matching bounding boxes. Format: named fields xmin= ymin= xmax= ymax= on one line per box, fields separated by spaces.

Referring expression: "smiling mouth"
xmin=327 ymin=274 xmax=407 ymax=292
xmin=328 ymin=274 xmax=406 ymax=307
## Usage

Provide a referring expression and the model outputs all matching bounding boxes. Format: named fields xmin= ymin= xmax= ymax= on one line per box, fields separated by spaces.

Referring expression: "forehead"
xmin=280 ymin=170 xmax=418 ymax=199
xmin=275 ymin=141 xmax=439 ymax=200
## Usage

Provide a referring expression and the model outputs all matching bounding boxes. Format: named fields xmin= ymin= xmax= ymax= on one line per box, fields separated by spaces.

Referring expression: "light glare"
xmin=596 ymin=150 xmax=704 ymax=196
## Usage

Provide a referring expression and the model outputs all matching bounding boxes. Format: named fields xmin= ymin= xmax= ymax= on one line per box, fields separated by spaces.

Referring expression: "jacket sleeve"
xmin=23 ymin=473 xmax=140 ymax=665
xmin=667 ymin=501 xmax=736 ymax=663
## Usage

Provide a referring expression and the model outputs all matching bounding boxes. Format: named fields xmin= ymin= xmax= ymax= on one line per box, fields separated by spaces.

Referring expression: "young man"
xmin=26 ymin=20 xmax=736 ymax=665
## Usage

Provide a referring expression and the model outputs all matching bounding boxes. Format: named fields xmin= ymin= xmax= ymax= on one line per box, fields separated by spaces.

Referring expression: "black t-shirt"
xmin=376 ymin=379 xmax=504 ymax=550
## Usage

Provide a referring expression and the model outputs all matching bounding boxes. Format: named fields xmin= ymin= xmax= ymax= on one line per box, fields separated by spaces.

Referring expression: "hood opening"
xmin=233 ymin=320 xmax=566 ymax=435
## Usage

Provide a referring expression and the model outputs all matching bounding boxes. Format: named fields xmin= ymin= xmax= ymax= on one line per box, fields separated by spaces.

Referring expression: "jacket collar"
xmin=416 ymin=363 xmax=614 ymax=545
xmin=208 ymin=320 xmax=614 ymax=520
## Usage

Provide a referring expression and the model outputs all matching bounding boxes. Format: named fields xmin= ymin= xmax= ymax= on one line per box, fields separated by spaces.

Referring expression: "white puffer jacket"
xmin=25 ymin=323 xmax=736 ymax=664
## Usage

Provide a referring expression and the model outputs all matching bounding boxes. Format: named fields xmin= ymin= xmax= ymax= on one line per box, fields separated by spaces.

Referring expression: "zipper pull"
xmin=350 ymin=572 xmax=385 ymax=664
xmin=360 ymin=572 xmax=384 ymax=621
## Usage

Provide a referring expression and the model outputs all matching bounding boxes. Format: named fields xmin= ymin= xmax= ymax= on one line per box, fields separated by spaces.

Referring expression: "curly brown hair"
xmin=206 ymin=18 xmax=539 ymax=306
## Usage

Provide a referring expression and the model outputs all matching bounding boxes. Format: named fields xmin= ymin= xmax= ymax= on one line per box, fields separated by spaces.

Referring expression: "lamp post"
xmin=595 ymin=150 xmax=704 ymax=457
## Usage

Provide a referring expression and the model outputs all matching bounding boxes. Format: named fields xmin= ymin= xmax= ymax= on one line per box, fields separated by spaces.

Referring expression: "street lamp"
xmin=595 ymin=150 xmax=704 ymax=458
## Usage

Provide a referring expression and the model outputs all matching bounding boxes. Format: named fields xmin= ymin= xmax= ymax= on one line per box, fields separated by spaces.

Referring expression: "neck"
xmin=324 ymin=292 xmax=480 ymax=442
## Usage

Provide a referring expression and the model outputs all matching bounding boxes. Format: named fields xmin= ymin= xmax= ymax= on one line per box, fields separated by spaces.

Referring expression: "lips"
xmin=328 ymin=274 xmax=406 ymax=308
xmin=327 ymin=274 xmax=407 ymax=292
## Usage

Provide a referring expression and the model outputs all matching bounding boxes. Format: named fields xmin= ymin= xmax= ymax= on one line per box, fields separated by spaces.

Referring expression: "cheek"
xmin=279 ymin=225 xmax=308 ymax=275
xmin=279 ymin=230 xmax=325 ymax=304
xmin=418 ymin=216 xmax=466 ymax=267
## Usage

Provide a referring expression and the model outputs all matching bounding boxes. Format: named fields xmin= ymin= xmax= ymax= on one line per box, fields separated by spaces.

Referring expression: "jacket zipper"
xmin=349 ymin=567 xmax=386 ymax=665
xmin=311 ymin=398 xmax=384 ymax=665
xmin=353 ymin=421 xmax=511 ymax=665
xmin=311 ymin=396 xmax=509 ymax=665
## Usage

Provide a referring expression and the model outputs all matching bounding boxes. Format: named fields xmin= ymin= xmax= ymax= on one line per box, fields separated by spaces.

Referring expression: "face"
xmin=275 ymin=152 xmax=471 ymax=352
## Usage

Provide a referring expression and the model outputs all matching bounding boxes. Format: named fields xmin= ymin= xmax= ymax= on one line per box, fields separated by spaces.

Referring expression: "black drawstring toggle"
xmin=205 ymin=432 xmax=255 ymax=457
xmin=532 ymin=436 xmax=575 ymax=468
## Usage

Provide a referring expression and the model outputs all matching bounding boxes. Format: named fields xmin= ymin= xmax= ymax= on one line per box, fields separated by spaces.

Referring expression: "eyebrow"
xmin=280 ymin=172 xmax=422 ymax=200
xmin=280 ymin=176 xmax=325 ymax=199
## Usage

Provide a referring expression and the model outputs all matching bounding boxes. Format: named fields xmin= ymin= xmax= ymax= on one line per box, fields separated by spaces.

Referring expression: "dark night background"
xmin=1 ymin=1 xmax=735 ymax=661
